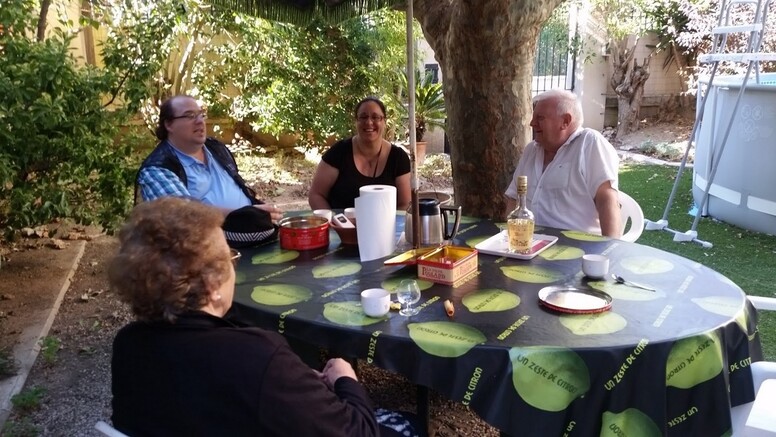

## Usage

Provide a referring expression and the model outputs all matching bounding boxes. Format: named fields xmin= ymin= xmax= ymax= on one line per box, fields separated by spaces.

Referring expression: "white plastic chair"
xmin=618 ymin=191 xmax=645 ymax=243
xmin=95 ymin=421 xmax=128 ymax=437
xmin=729 ymin=296 xmax=776 ymax=435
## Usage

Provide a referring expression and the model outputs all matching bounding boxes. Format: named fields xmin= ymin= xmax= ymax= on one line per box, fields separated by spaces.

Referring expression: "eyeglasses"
xmin=229 ymin=249 xmax=241 ymax=267
xmin=357 ymin=115 xmax=385 ymax=123
xmin=170 ymin=110 xmax=207 ymax=121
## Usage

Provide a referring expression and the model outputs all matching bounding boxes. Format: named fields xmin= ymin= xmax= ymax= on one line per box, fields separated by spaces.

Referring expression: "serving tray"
xmin=538 ymin=285 xmax=613 ymax=314
xmin=474 ymin=231 xmax=558 ymax=260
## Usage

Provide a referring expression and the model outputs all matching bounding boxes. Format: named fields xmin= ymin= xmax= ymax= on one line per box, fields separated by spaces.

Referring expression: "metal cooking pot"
xmin=405 ymin=198 xmax=462 ymax=246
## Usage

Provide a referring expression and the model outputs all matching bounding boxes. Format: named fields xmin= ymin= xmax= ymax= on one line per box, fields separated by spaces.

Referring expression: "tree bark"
xmin=37 ymin=0 xmax=52 ymax=42
xmin=415 ymin=0 xmax=563 ymax=219
xmin=610 ymin=37 xmax=651 ymax=138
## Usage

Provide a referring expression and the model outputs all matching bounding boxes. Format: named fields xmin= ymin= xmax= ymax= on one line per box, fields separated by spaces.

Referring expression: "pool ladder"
xmin=644 ymin=0 xmax=776 ymax=248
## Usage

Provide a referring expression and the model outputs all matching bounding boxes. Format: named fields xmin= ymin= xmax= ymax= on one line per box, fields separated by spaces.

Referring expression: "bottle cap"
xmin=517 ymin=175 xmax=528 ymax=192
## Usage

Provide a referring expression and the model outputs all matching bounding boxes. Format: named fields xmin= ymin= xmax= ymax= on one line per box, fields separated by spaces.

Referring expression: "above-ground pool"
xmin=694 ymin=72 xmax=776 ymax=235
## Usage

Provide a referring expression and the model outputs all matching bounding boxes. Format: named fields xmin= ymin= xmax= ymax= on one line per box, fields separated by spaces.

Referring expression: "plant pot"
xmin=416 ymin=141 xmax=427 ymax=166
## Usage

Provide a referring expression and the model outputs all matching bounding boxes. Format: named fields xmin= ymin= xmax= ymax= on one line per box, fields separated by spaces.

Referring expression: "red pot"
xmin=279 ymin=216 xmax=330 ymax=250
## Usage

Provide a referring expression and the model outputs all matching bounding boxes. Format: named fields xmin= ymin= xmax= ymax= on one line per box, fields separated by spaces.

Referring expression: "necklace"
xmin=356 ymin=137 xmax=383 ymax=178
xmin=371 ymin=143 xmax=383 ymax=178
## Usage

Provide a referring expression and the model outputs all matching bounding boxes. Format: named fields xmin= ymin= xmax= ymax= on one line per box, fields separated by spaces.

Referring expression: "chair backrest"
xmin=618 ymin=191 xmax=645 ymax=243
xmin=95 ymin=421 xmax=129 ymax=437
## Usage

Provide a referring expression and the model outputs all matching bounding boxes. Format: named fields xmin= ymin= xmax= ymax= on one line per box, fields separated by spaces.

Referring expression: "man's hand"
xmin=254 ymin=204 xmax=284 ymax=224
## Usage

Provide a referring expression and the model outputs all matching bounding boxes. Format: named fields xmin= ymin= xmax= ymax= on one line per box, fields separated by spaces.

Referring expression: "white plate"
xmin=474 ymin=231 xmax=558 ymax=260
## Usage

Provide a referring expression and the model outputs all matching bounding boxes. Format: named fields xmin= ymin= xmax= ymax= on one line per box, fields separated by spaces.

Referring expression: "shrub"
xmin=0 ymin=0 xmax=135 ymax=232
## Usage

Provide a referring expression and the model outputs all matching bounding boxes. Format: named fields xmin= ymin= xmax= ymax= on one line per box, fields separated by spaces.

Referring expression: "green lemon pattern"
xmin=665 ymin=332 xmax=723 ymax=389
xmin=465 ymin=235 xmax=490 ymax=248
xmin=600 ymin=409 xmax=661 ymax=437
xmin=619 ymin=256 xmax=674 ymax=275
xmin=323 ymin=301 xmax=387 ymax=326
xmin=312 ymin=261 xmax=362 ymax=278
xmin=692 ymin=296 xmax=743 ymax=318
xmin=235 ymin=271 xmax=247 ymax=285
xmin=381 ymin=277 xmax=434 ymax=292
xmin=509 ymin=346 xmax=590 ymax=412
xmin=252 ymin=249 xmax=300 ymax=264
xmin=539 ymin=245 xmax=585 ymax=261
xmin=408 ymin=321 xmax=486 ymax=358
xmin=462 ymin=289 xmax=520 ymax=312
xmin=589 ymin=281 xmax=662 ymax=301
xmin=561 ymin=230 xmax=609 ymax=242
xmin=693 ymin=296 xmax=751 ymax=336
xmin=251 ymin=284 xmax=313 ymax=306
xmin=559 ymin=312 xmax=628 ymax=335
xmin=501 ymin=265 xmax=564 ymax=284
xmin=460 ymin=216 xmax=480 ymax=224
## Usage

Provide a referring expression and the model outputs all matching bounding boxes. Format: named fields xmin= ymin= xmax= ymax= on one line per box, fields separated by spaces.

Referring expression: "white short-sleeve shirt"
xmin=505 ymin=128 xmax=619 ymax=234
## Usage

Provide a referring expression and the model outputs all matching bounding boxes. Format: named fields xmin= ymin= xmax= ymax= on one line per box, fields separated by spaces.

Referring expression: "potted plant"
xmin=396 ymin=70 xmax=446 ymax=164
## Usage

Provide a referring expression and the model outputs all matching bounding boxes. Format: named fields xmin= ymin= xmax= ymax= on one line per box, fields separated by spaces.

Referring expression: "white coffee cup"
xmin=361 ymin=288 xmax=390 ymax=317
xmin=582 ymin=254 xmax=609 ymax=279
xmin=344 ymin=207 xmax=356 ymax=220
xmin=313 ymin=209 xmax=333 ymax=223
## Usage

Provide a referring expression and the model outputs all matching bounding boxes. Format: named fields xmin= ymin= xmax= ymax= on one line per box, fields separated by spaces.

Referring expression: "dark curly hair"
xmin=108 ymin=197 xmax=230 ymax=323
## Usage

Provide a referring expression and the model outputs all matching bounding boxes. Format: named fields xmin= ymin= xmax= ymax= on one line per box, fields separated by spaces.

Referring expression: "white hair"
xmin=533 ymin=89 xmax=583 ymax=130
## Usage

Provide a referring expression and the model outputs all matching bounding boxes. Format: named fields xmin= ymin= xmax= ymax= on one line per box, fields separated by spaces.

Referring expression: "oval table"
xmin=229 ymin=215 xmax=763 ymax=436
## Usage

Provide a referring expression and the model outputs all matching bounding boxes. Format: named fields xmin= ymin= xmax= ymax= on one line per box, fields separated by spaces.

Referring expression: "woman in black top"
xmin=309 ymin=97 xmax=411 ymax=210
xmin=108 ymin=198 xmax=419 ymax=436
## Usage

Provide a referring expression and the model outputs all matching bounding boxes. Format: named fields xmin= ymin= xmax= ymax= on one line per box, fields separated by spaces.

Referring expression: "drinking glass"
xmin=396 ymin=279 xmax=421 ymax=316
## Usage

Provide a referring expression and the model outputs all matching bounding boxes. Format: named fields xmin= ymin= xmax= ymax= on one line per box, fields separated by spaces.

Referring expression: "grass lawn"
xmin=620 ymin=164 xmax=776 ymax=361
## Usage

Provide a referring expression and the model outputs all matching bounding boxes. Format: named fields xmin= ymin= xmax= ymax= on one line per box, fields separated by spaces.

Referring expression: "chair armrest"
xmin=748 ymin=296 xmax=776 ymax=311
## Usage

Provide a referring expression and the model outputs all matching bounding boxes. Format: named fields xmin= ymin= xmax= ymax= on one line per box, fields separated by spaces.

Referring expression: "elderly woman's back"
xmin=108 ymin=198 xmax=384 ymax=436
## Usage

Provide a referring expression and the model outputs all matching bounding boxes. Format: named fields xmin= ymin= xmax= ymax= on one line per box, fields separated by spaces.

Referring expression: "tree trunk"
xmin=670 ymin=43 xmax=692 ymax=109
xmin=37 ymin=0 xmax=52 ymax=41
xmin=415 ymin=0 xmax=563 ymax=219
xmin=610 ymin=37 xmax=651 ymax=138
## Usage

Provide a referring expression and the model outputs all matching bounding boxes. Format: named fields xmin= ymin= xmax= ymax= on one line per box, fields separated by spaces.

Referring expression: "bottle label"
xmin=508 ymin=219 xmax=535 ymax=254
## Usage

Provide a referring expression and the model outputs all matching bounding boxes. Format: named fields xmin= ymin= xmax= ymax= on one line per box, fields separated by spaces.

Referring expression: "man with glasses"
xmin=136 ymin=95 xmax=282 ymax=247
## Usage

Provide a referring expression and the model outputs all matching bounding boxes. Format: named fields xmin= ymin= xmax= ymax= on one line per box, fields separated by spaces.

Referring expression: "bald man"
xmin=504 ymin=90 xmax=621 ymax=237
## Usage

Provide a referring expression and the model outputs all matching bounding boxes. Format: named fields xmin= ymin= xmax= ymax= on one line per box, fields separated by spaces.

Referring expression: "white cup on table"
xmin=344 ymin=207 xmax=356 ymax=220
xmin=313 ymin=209 xmax=333 ymax=223
xmin=582 ymin=254 xmax=609 ymax=279
xmin=361 ymin=288 xmax=390 ymax=317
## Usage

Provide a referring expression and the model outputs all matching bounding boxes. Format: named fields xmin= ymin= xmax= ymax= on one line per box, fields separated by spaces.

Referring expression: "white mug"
xmin=344 ymin=207 xmax=356 ymax=220
xmin=582 ymin=254 xmax=609 ymax=279
xmin=313 ymin=209 xmax=333 ymax=223
xmin=361 ymin=288 xmax=390 ymax=317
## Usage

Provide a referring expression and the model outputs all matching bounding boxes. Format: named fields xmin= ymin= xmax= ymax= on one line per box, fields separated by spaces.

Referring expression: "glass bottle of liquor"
xmin=507 ymin=175 xmax=535 ymax=254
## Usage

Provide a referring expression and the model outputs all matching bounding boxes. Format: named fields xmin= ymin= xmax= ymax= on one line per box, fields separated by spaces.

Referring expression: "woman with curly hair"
xmin=108 ymin=197 xmax=419 ymax=436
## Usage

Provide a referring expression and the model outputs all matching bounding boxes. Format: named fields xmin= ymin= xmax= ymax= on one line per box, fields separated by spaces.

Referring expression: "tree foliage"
xmin=203 ymin=10 xmax=409 ymax=149
xmin=0 ymin=0 xmax=135 ymax=232
xmin=669 ymin=0 xmax=776 ymax=76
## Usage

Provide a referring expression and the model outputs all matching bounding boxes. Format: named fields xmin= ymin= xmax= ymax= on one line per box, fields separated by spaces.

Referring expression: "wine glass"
xmin=396 ymin=279 xmax=421 ymax=316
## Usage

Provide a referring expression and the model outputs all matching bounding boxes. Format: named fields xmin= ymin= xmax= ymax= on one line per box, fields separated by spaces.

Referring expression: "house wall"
xmin=418 ymin=39 xmax=446 ymax=155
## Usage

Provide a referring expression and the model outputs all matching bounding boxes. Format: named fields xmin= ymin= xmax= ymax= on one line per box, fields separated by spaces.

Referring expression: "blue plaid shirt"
xmin=138 ymin=144 xmax=251 ymax=210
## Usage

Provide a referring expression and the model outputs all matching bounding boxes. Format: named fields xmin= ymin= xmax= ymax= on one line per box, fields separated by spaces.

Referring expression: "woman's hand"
xmin=254 ymin=204 xmax=283 ymax=224
xmin=321 ymin=358 xmax=358 ymax=387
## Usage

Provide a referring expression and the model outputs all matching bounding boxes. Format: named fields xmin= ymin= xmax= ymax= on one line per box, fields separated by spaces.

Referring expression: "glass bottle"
xmin=507 ymin=175 xmax=535 ymax=254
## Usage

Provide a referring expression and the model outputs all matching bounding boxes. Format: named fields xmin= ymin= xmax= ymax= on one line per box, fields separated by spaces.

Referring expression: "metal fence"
xmin=532 ymin=4 xmax=577 ymax=95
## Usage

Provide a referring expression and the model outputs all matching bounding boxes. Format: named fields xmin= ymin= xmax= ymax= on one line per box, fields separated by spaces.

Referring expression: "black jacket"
xmin=112 ymin=312 xmax=379 ymax=436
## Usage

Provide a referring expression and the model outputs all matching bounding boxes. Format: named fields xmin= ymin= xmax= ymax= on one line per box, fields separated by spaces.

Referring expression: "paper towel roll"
xmin=355 ymin=185 xmax=397 ymax=262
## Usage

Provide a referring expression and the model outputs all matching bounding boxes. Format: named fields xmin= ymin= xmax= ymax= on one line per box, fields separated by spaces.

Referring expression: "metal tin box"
xmin=417 ymin=246 xmax=478 ymax=285
xmin=279 ymin=216 xmax=329 ymax=250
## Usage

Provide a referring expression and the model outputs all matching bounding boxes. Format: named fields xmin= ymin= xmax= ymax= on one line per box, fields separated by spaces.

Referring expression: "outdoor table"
xmin=229 ymin=214 xmax=763 ymax=436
